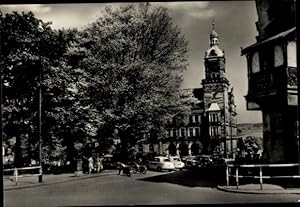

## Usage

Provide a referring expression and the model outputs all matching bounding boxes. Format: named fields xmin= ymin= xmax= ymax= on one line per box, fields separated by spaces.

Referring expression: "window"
xmin=166 ymin=129 xmax=170 ymax=137
xmin=209 ymin=126 xmax=219 ymax=137
xmin=209 ymin=127 xmax=213 ymax=136
xmin=214 ymin=113 xmax=219 ymax=122
xmin=209 ymin=113 xmax=218 ymax=122
xmin=287 ymin=41 xmax=296 ymax=67
xmin=197 ymin=115 xmax=201 ymax=124
xmin=274 ymin=45 xmax=284 ymax=67
xmin=192 ymin=128 xmax=196 ymax=136
xmin=192 ymin=115 xmax=196 ymax=123
xmin=188 ymin=128 xmax=193 ymax=137
xmin=214 ymin=127 xmax=218 ymax=136
xmin=179 ymin=128 xmax=186 ymax=137
xmin=189 ymin=115 xmax=193 ymax=123
xmin=251 ymin=52 xmax=260 ymax=73
xmin=195 ymin=127 xmax=200 ymax=137
xmin=172 ymin=128 xmax=177 ymax=137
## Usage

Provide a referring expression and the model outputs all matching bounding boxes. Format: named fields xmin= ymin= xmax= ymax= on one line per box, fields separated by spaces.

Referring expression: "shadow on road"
xmin=138 ymin=166 xmax=226 ymax=188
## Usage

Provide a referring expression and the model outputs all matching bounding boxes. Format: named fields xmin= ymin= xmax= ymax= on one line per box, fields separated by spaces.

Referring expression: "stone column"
xmin=176 ymin=143 xmax=180 ymax=156
xmin=188 ymin=142 xmax=192 ymax=156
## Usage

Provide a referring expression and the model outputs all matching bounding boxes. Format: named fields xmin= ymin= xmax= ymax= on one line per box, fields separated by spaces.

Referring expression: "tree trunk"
xmin=14 ymin=133 xmax=21 ymax=167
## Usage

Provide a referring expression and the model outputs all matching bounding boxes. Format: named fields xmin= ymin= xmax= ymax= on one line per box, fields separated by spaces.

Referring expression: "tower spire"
xmin=209 ymin=19 xmax=219 ymax=47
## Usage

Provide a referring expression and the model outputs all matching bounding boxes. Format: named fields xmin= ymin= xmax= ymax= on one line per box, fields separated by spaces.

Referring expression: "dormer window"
xmin=274 ymin=45 xmax=284 ymax=67
xmin=287 ymin=41 xmax=296 ymax=67
xmin=251 ymin=52 xmax=260 ymax=73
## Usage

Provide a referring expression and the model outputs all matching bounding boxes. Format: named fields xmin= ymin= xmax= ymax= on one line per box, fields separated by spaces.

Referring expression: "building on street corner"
xmin=136 ymin=23 xmax=238 ymax=159
xmin=241 ymin=0 xmax=297 ymax=163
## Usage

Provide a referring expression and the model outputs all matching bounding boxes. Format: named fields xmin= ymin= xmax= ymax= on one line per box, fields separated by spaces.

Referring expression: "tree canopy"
xmin=77 ymin=4 xmax=194 ymax=159
xmin=1 ymin=3 xmax=195 ymax=165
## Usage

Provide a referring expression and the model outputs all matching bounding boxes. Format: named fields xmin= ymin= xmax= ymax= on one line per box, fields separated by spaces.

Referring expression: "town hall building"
xmin=136 ymin=24 xmax=238 ymax=158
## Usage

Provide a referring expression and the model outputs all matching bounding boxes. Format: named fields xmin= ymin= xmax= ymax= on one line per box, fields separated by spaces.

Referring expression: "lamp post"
xmin=230 ymin=118 xmax=233 ymax=158
xmin=0 ymin=53 xmax=4 ymax=207
xmin=38 ymin=64 xmax=43 ymax=183
xmin=0 ymin=15 xmax=4 ymax=206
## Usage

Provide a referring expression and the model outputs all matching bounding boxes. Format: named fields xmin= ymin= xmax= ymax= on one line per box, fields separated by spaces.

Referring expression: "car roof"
xmin=155 ymin=156 xmax=172 ymax=161
xmin=155 ymin=156 xmax=168 ymax=159
xmin=104 ymin=154 xmax=113 ymax=158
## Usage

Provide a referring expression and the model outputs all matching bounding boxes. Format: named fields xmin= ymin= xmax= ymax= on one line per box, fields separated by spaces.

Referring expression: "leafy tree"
xmin=0 ymin=11 xmax=99 ymax=166
xmin=236 ymin=136 xmax=263 ymax=163
xmin=0 ymin=11 xmax=58 ymax=166
xmin=78 ymin=3 xmax=195 ymax=160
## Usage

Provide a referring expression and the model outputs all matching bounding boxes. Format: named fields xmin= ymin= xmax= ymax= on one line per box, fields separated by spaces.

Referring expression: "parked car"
xmin=194 ymin=155 xmax=214 ymax=168
xmin=168 ymin=156 xmax=185 ymax=170
xmin=102 ymin=154 xmax=117 ymax=169
xmin=213 ymin=158 xmax=235 ymax=166
xmin=147 ymin=156 xmax=175 ymax=172
xmin=181 ymin=156 xmax=196 ymax=168
xmin=184 ymin=157 xmax=198 ymax=169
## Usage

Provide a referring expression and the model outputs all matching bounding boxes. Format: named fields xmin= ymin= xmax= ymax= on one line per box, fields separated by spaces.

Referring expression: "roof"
xmin=210 ymin=29 xmax=218 ymax=38
xmin=241 ymin=27 xmax=296 ymax=55
xmin=207 ymin=102 xmax=220 ymax=112
xmin=205 ymin=45 xmax=224 ymax=58
xmin=192 ymin=88 xmax=203 ymax=100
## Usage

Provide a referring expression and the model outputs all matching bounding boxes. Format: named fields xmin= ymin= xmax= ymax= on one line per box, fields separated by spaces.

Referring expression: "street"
xmin=4 ymin=169 xmax=300 ymax=206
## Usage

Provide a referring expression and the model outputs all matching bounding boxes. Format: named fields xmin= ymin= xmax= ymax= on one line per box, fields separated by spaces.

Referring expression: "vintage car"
xmin=168 ymin=156 xmax=185 ymax=170
xmin=147 ymin=156 xmax=175 ymax=171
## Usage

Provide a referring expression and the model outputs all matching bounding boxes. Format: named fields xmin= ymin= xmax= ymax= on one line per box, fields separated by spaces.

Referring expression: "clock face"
xmin=251 ymin=52 xmax=260 ymax=73
xmin=274 ymin=45 xmax=284 ymax=67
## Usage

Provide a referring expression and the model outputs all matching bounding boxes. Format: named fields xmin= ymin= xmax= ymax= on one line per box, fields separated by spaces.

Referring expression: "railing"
xmin=3 ymin=166 xmax=42 ymax=185
xmin=226 ymin=163 xmax=300 ymax=190
xmin=248 ymin=67 xmax=286 ymax=95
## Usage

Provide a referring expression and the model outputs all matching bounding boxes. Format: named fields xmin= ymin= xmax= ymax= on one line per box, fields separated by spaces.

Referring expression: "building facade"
xmin=136 ymin=24 xmax=238 ymax=158
xmin=241 ymin=0 xmax=297 ymax=163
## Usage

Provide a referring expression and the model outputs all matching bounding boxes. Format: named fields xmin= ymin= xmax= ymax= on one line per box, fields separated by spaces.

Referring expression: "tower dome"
xmin=205 ymin=21 xmax=224 ymax=58
xmin=210 ymin=24 xmax=219 ymax=38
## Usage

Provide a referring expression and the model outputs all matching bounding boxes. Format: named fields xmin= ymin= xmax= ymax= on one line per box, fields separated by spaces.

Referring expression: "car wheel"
xmin=132 ymin=168 xmax=137 ymax=174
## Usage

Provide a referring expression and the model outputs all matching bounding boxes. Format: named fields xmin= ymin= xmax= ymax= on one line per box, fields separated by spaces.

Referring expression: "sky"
xmin=1 ymin=1 xmax=262 ymax=124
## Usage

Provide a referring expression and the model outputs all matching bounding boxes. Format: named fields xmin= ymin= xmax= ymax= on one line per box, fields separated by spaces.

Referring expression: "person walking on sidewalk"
xmin=88 ymin=156 xmax=94 ymax=174
xmin=96 ymin=155 xmax=103 ymax=174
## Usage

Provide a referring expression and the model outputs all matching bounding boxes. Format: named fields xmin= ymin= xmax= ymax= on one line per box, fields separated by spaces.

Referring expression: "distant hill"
xmin=237 ymin=123 xmax=263 ymax=137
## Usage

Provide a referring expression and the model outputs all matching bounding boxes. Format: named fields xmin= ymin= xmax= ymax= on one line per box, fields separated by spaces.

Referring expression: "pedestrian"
xmin=96 ymin=155 xmax=103 ymax=174
xmin=117 ymin=161 xmax=126 ymax=175
xmin=82 ymin=156 xmax=87 ymax=174
xmin=88 ymin=156 xmax=94 ymax=174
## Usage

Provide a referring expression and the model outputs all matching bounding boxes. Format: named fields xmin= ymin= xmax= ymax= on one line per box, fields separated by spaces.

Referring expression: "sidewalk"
xmin=217 ymin=183 xmax=300 ymax=194
xmin=3 ymin=170 xmax=116 ymax=191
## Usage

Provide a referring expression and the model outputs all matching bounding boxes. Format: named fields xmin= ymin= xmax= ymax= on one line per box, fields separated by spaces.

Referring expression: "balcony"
xmin=247 ymin=66 xmax=297 ymax=108
xmin=248 ymin=66 xmax=287 ymax=98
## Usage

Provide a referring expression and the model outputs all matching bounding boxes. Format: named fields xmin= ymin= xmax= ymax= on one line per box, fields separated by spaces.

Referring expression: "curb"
xmin=4 ymin=171 xmax=115 ymax=191
xmin=217 ymin=185 xmax=300 ymax=194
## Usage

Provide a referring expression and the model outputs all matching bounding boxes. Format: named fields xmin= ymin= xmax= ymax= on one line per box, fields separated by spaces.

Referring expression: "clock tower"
xmin=201 ymin=22 xmax=237 ymax=157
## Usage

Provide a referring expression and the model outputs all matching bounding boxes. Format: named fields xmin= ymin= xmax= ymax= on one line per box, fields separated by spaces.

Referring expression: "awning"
xmin=241 ymin=27 xmax=296 ymax=55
